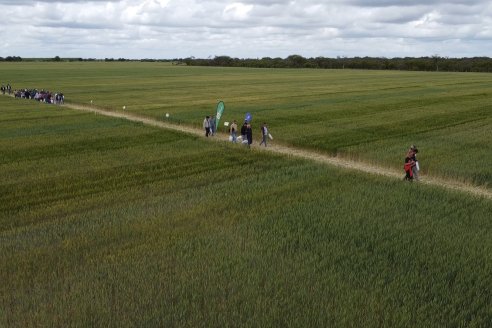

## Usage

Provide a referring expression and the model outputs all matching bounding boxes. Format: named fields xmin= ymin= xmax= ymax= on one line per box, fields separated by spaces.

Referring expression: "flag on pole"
xmin=245 ymin=112 xmax=252 ymax=122
xmin=216 ymin=101 xmax=225 ymax=128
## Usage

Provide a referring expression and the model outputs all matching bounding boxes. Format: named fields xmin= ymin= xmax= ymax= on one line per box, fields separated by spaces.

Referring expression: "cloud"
xmin=223 ymin=2 xmax=254 ymax=21
xmin=0 ymin=0 xmax=491 ymax=59
xmin=344 ymin=0 xmax=484 ymax=6
xmin=0 ymin=0 xmax=120 ymax=3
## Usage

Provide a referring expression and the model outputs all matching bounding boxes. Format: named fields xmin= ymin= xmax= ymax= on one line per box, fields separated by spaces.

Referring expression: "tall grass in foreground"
xmin=1 ymin=98 xmax=491 ymax=327
xmin=1 ymin=62 xmax=491 ymax=187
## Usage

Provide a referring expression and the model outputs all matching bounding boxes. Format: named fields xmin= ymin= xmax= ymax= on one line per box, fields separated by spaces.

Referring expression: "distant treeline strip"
xmin=2 ymin=55 xmax=492 ymax=72
xmin=182 ymin=55 xmax=492 ymax=73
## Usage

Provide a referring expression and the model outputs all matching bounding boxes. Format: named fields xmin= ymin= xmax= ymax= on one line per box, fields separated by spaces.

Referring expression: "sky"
xmin=0 ymin=0 xmax=491 ymax=59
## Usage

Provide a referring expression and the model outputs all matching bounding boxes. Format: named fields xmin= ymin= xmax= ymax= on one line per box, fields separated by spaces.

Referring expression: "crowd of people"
xmin=1 ymin=83 xmax=65 ymax=104
xmin=14 ymin=88 xmax=64 ymax=104
xmin=203 ymin=115 xmax=270 ymax=149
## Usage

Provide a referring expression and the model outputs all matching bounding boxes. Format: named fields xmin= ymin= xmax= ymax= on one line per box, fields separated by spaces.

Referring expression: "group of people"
xmin=1 ymin=84 xmax=12 ymax=95
xmin=13 ymin=88 xmax=64 ymax=105
xmin=206 ymin=113 xmax=419 ymax=180
xmin=203 ymin=116 xmax=270 ymax=149
xmin=404 ymin=145 xmax=419 ymax=181
xmin=239 ymin=121 xmax=254 ymax=147
xmin=202 ymin=115 xmax=217 ymax=137
xmin=8 ymin=86 xmax=421 ymax=179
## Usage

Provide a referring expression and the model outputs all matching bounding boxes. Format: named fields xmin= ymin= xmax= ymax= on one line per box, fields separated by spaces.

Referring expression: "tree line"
xmin=0 ymin=56 xmax=177 ymax=63
xmin=2 ymin=55 xmax=491 ymax=72
xmin=181 ymin=55 xmax=492 ymax=72
xmin=0 ymin=56 xmax=23 ymax=62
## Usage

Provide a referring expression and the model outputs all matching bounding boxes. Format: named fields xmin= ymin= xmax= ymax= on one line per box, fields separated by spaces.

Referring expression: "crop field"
xmin=1 ymin=63 xmax=492 ymax=327
xmin=1 ymin=62 xmax=491 ymax=187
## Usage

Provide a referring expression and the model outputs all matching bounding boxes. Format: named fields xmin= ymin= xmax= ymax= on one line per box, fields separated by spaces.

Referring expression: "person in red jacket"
xmin=404 ymin=149 xmax=416 ymax=181
xmin=410 ymin=145 xmax=419 ymax=181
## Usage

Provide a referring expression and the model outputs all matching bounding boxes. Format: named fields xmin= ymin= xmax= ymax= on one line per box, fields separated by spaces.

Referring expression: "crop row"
xmin=1 ymin=62 xmax=491 ymax=187
xmin=1 ymin=97 xmax=491 ymax=326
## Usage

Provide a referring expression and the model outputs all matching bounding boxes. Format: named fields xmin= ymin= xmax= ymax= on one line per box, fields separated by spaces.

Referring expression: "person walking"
xmin=410 ymin=145 xmax=420 ymax=181
xmin=230 ymin=120 xmax=238 ymax=143
xmin=246 ymin=123 xmax=253 ymax=148
xmin=259 ymin=122 xmax=268 ymax=147
xmin=240 ymin=121 xmax=248 ymax=143
xmin=203 ymin=116 xmax=211 ymax=137
xmin=210 ymin=115 xmax=216 ymax=136
xmin=404 ymin=148 xmax=416 ymax=181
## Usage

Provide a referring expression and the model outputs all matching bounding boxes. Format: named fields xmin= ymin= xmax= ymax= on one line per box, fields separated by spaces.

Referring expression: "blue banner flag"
xmin=245 ymin=112 xmax=252 ymax=122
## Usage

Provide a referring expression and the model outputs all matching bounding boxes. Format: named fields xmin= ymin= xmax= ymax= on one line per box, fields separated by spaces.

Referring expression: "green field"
xmin=1 ymin=62 xmax=491 ymax=187
xmin=1 ymin=64 xmax=492 ymax=327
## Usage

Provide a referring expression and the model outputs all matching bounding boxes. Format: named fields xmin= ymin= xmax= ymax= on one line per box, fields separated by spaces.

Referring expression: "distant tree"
xmin=5 ymin=56 xmax=22 ymax=62
xmin=212 ymin=56 xmax=233 ymax=66
xmin=53 ymin=56 xmax=61 ymax=62
xmin=286 ymin=55 xmax=307 ymax=68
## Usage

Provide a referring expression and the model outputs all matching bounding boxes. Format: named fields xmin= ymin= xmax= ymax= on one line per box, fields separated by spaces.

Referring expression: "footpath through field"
xmin=19 ymin=98 xmax=492 ymax=200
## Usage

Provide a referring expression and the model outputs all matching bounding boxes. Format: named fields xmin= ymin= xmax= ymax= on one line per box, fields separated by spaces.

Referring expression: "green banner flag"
xmin=216 ymin=101 xmax=225 ymax=128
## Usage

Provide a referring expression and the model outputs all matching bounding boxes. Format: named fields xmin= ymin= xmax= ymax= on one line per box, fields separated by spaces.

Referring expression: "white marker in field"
xmin=123 ymin=106 xmax=126 ymax=110
xmin=166 ymin=113 xmax=170 ymax=118
xmin=90 ymin=100 xmax=93 ymax=105
xmin=224 ymin=122 xmax=229 ymax=127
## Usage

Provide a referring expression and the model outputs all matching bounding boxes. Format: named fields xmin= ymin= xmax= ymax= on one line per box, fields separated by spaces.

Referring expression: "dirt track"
xmin=9 ymin=97 xmax=492 ymax=200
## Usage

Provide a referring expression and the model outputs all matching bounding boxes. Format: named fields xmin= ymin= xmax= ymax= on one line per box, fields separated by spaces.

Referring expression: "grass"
xmin=1 ymin=62 xmax=491 ymax=187
xmin=1 ymin=96 xmax=491 ymax=327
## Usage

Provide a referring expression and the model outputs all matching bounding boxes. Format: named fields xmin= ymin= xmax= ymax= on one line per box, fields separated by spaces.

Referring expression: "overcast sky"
xmin=0 ymin=0 xmax=491 ymax=59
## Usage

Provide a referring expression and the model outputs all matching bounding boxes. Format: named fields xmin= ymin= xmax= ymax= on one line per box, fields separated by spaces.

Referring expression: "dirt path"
xmin=28 ymin=100 xmax=492 ymax=200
